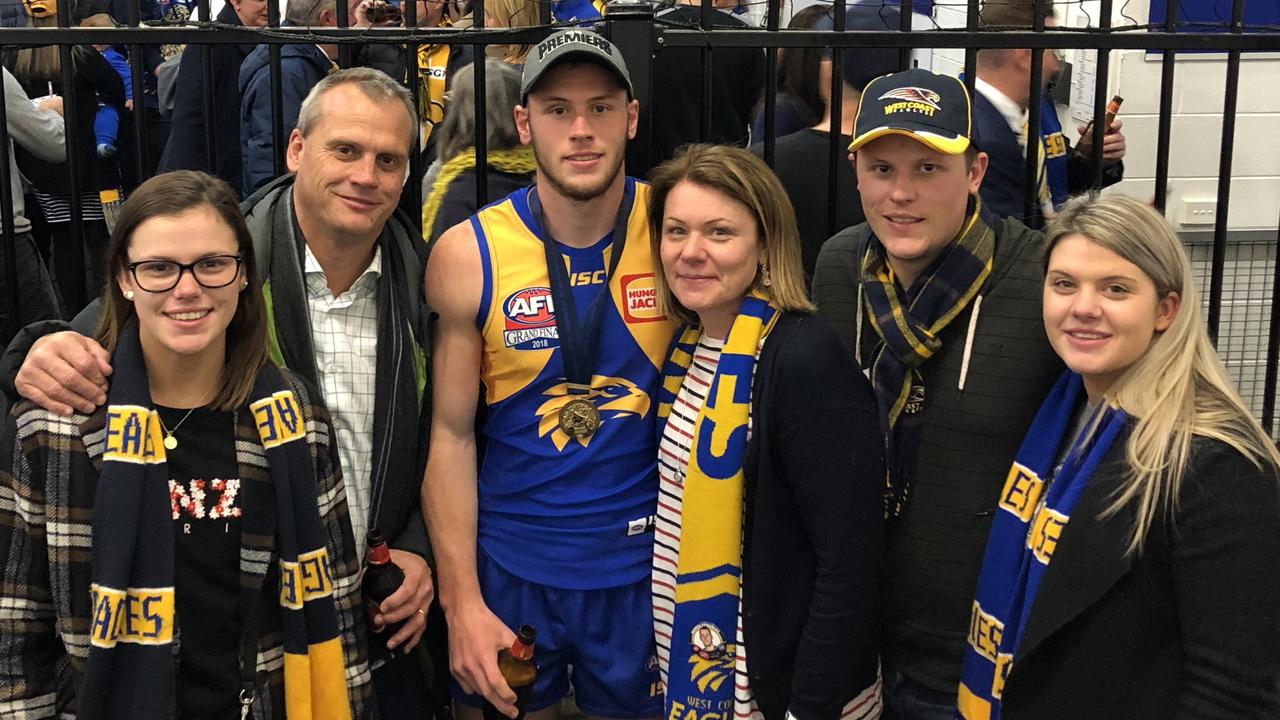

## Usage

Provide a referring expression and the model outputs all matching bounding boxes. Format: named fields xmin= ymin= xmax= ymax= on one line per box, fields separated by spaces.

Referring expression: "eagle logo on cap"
xmin=879 ymin=87 xmax=942 ymax=111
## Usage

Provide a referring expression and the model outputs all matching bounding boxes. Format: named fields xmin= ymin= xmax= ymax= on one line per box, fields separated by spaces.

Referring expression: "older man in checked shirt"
xmin=3 ymin=67 xmax=435 ymax=719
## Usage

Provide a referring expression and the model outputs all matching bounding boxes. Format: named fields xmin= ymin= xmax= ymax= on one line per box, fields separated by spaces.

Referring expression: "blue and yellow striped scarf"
xmin=957 ymin=372 xmax=1126 ymax=720
xmin=656 ymin=294 xmax=779 ymax=714
xmin=80 ymin=320 xmax=350 ymax=720
xmin=862 ymin=198 xmax=994 ymax=516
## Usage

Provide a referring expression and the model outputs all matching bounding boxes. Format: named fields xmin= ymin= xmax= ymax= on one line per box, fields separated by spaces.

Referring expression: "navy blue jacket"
xmin=239 ymin=36 xmax=332 ymax=196
xmin=973 ymin=90 xmax=1122 ymax=229
xmin=158 ymin=2 xmax=256 ymax=194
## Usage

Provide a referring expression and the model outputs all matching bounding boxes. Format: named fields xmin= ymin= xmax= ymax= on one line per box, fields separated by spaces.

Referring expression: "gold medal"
xmin=558 ymin=397 xmax=601 ymax=439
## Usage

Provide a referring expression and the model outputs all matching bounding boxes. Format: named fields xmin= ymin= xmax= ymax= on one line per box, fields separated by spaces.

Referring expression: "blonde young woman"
xmin=958 ymin=194 xmax=1280 ymax=719
xmin=649 ymin=144 xmax=884 ymax=720
xmin=482 ymin=0 xmax=538 ymax=65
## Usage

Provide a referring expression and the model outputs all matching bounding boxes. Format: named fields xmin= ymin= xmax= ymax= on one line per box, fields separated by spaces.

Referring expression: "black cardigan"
xmin=1001 ymin=433 xmax=1280 ymax=718
xmin=739 ymin=311 xmax=884 ymax=720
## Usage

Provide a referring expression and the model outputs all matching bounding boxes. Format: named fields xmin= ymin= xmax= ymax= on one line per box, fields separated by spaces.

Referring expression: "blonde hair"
xmin=484 ymin=0 xmax=538 ymax=64
xmin=1045 ymin=193 xmax=1280 ymax=553
xmin=647 ymin=144 xmax=814 ymax=327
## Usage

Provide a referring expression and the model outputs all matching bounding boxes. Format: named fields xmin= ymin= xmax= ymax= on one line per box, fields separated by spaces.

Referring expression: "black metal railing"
xmin=0 ymin=0 xmax=1278 ymax=431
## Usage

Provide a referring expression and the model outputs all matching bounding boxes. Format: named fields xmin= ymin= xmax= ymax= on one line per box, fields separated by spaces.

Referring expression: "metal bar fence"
xmin=0 ymin=1 xmax=1278 ymax=432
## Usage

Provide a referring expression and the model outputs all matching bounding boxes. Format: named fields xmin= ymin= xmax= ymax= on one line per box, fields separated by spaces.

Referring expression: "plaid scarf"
xmin=656 ymin=294 xmax=779 ymax=715
xmin=862 ymin=197 xmax=994 ymax=517
xmin=957 ymin=372 xmax=1127 ymax=720
xmin=79 ymin=320 xmax=350 ymax=720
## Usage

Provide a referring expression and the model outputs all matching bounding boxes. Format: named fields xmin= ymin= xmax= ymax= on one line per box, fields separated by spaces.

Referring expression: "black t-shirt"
xmin=751 ymin=128 xmax=865 ymax=280
xmin=161 ymin=405 xmax=242 ymax=720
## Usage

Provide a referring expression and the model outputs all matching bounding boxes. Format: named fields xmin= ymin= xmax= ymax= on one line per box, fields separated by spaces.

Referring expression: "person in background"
xmin=972 ymin=0 xmax=1124 ymax=228
xmin=645 ymin=0 xmax=764 ymax=174
xmin=958 ymin=193 xmax=1280 ymax=719
xmin=0 ymin=65 xmax=65 ymax=346
xmin=0 ymin=170 xmax=371 ymax=719
xmin=12 ymin=0 xmax=126 ymax=314
xmin=80 ymin=12 xmax=132 ymax=159
xmin=748 ymin=5 xmax=828 ymax=145
xmin=482 ymin=0 xmax=538 ymax=65
xmin=811 ymin=68 xmax=1063 ymax=720
xmin=422 ymin=59 xmax=535 ymax=243
xmin=157 ymin=0 xmax=267 ymax=196
xmin=551 ymin=0 xmax=603 ymax=23
xmin=751 ymin=5 xmax=900 ymax=280
xmin=239 ymin=0 xmax=382 ymax=195
xmin=649 ymin=144 xmax=884 ymax=720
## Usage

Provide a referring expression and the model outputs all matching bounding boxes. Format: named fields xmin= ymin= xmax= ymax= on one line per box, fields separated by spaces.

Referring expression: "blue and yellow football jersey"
xmin=470 ymin=177 xmax=675 ymax=589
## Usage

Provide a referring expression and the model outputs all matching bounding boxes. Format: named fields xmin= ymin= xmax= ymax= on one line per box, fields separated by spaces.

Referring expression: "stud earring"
xmin=760 ymin=264 xmax=772 ymax=287
xmin=124 ymin=290 xmax=135 ymax=300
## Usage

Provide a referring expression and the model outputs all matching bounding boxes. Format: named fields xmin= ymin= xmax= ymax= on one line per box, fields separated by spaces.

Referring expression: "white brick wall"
xmin=928 ymin=0 xmax=1280 ymax=231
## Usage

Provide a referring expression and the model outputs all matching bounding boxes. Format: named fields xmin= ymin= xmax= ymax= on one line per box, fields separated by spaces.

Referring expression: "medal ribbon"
xmin=528 ymin=183 xmax=634 ymax=398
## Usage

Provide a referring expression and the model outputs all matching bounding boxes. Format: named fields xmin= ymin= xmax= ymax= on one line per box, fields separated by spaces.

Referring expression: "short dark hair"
xmin=97 ymin=171 xmax=268 ymax=410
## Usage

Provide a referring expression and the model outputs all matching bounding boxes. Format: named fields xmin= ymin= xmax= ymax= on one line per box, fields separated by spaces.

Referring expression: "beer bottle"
xmin=363 ymin=530 xmax=407 ymax=645
xmin=482 ymin=625 xmax=537 ymax=720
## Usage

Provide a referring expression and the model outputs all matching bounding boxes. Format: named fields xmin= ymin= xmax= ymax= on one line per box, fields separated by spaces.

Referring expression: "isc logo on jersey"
xmin=621 ymin=273 xmax=664 ymax=323
xmin=503 ymin=287 xmax=560 ymax=350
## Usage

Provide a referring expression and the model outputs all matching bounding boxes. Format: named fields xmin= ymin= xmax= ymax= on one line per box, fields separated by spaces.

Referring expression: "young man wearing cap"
xmin=424 ymin=28 xmax=671 ymax=720
xmin=811 ymin=68 xmax=1062 ymax=720
xmin=750 ymin=5 xmax=900 ymax=279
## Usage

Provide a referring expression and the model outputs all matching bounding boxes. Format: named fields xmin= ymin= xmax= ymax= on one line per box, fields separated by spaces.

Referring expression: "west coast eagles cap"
xmin=521 ymin=28 xmax=635 ymax=102
xmin=848 ymin=68 xmax=974 ymax=156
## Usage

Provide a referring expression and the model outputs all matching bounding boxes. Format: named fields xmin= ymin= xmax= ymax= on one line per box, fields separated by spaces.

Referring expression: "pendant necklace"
xmin=157 ymin=406 xmax=198 ymax=450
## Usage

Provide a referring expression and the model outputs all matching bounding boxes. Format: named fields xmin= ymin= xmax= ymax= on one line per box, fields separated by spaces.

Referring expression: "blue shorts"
xmin=451 ymin=550 xmax=662 ymax=718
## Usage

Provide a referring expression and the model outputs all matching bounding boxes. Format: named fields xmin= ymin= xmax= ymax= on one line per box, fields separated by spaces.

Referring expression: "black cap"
xmin=520 ymin=28 xmax=634 ymax=102
xmin=848 ymin=68 xmax=974 ymax=155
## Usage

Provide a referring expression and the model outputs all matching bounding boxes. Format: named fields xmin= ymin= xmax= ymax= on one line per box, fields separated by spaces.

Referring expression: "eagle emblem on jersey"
xmin=879 ymin=86 xmax=942 ymax=110
xmin=535 ymin=377 xmax=651 ymax=450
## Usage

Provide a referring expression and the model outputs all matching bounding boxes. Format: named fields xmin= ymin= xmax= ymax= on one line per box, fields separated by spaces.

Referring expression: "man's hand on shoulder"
xmin=16 ymin=331 xmax=112 ymax=415
xmin=372 ymin=548 xmax=435 ymax=654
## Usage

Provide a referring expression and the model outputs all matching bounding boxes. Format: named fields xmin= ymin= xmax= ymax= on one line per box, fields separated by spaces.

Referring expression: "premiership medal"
xmin=559 ymin=397 xmax=601 ymax=439
xmin=529 ymin=186 xmax=634 ymax=444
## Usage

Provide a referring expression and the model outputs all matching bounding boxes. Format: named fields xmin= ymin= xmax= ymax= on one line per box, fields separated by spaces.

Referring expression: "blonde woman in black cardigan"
xmin=959 ymin=194 xmax=1280 ymax=719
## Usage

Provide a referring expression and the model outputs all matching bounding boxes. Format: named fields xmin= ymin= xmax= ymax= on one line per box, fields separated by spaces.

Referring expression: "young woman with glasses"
xmin=0 ymin=170 xmax=373 ymax=719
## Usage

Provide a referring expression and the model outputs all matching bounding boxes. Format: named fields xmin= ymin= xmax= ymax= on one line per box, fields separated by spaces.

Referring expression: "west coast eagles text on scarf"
xmin=956 ymin=372 xmax=1126 ymax=720
xmin=657 ymin=294 xmax=779 ymax=719
xmin=81 ymin=321 xmax=350 ymax=720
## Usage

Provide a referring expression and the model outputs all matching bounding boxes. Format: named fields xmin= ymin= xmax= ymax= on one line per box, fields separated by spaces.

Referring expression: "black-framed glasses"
xmin=127 ymin=254 xmax=244 ymax=293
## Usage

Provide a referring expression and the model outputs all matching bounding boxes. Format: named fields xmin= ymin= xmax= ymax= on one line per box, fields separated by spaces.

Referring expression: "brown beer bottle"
xmin=362 ymin=530 xmax=407 ymax=647
xmin=482 ymin=625 xmax=537 ymax=720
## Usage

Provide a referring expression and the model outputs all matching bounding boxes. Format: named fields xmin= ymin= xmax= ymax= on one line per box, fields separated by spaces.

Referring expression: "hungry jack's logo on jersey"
xmin=621 ymin=273 xmax=665 ymax=323
xmin=503 ymin=286 xmax=560 ymax=350
xmin=535 ymin=377 xmax=651 ymax=450
xmin=880 ymin=87 xmax=942 ymax=116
